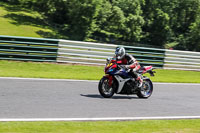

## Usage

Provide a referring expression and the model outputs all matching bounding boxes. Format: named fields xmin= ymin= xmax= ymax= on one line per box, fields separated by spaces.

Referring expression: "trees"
xmin=186 ymin=9 xmax=200 ymax=51
xmin=3 ymin=0 xmax=200 ymax=51
xmin=65 ymin=0 xmax=102 ymax=40
xmin=93 ymin=0 xmax=144 ymax=42
xmin=114 ymin=0 xmax=145 ymax=42
xmin=173 ymin=0 xmax=200 ymax=51
xmin=141 ymin=0 xmax=200 ymax=51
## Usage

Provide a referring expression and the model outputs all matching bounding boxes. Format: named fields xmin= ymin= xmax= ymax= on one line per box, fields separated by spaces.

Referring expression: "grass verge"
xmin=0 ymin=120 xmax=200 ymax=133
xmin=0 ymin=2 xmax=65 ymax=39
xmin=0 ymin=60 xmax=200 ymax=83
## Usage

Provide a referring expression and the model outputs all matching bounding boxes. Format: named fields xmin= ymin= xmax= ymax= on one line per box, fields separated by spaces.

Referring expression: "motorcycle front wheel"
xmin=137 ymin=78 xmax=153 ymax=98
xmin=98 ymin=76 xmax=115 ymax=98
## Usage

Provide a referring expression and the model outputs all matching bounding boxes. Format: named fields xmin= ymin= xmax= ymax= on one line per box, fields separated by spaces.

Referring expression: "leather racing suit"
xmin=116 ymin=53 xmax=143 ymax=87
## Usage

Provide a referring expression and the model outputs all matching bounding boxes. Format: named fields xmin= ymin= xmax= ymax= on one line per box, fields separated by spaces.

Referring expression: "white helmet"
xmin=115 ymin=46 xmax=125 ymax=60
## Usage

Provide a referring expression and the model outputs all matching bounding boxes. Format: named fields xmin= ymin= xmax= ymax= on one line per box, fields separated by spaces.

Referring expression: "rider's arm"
xmin=125 ymin=54 xmax=140 ymax=70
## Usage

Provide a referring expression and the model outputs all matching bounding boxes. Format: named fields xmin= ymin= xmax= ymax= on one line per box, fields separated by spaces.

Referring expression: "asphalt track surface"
xmin=0 ymin=77 xmax=200 ymax=120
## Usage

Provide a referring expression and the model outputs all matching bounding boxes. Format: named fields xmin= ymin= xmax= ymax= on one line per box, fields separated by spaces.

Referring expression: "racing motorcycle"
xmin=98 ymin=58 xmax=156 ymax=98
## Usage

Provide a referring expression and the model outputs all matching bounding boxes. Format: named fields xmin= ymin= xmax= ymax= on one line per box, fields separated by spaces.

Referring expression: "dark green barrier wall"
xmin=0 ymin=35 xmax=59 ymax=62
xmin=124 ymin=46 xmax=165 ymax=68
xmin=1 ymin=35 xmax=199 ymax=71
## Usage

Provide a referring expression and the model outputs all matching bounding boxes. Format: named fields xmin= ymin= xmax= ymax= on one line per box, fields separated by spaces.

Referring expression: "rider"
xmin=114 ymin=46 xmax=143 ymax=88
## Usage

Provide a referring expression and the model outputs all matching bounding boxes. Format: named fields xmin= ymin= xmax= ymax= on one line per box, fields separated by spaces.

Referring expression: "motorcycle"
xmin=98 ymin=58 xmax=156 ymax=98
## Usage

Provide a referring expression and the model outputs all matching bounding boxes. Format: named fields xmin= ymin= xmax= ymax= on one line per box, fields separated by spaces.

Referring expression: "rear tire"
xmin=98 ymin=77 xmax=115 ymax=98
xmin=137 ymin=78 xmax=153 ymax=98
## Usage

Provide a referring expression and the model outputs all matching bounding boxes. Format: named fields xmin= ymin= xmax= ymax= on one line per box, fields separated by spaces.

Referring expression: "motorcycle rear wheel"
xmin=98 ymin=77 xmax=115 ymax=98
xmin=137 ymin=78 xmax=153 ymax=98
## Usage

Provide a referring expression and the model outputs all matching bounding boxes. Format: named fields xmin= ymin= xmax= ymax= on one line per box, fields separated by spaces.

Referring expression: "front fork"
xmin=105 ymin=75 xmax=113 ymax=87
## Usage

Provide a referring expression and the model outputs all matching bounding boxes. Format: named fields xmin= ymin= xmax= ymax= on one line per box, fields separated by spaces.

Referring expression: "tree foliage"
xmin=4 ymin=0 xmax=200 ymax=51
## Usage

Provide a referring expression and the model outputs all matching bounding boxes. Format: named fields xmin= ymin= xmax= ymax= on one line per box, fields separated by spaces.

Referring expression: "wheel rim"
xmin=102 ymin=79 xmax=113 ymax=95
xmin=140 ymin=81 xmax=152 ymax=97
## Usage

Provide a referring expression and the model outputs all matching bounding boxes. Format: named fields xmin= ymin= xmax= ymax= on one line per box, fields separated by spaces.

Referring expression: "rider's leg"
xmin=133 ymin=66 xmax=143 ymax=88
xmin=136 ymin=73 xmax=143 ymax=88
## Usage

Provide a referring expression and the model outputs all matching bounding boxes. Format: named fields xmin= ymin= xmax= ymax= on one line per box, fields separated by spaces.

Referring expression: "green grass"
xmin=0 ymin=120 xmax=200 ymax=133
xmin=0 ymin=60 xmax=200 ymax=83
xmin=145 ymin=69 xmax=200 ymax=83
xmin=0 ymin=2 xmax=64 ymax=39
xmin=0 ymin=3 xmax=47 ymax=38
xmin=0 ymin=60 xmax=104 ymax=80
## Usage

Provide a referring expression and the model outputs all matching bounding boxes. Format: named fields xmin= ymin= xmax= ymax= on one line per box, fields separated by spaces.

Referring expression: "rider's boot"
xmin=129 ymin=70 xmax=142 ymax=87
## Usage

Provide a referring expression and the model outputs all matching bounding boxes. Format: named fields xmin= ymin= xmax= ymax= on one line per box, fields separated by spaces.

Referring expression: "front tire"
xmin=137 ymin=78 xmax=153 ymax=98
xmin=98 ymin=76 xmax=115 ymax=98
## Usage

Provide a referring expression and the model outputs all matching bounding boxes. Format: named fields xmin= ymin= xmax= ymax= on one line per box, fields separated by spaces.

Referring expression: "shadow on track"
xmin=80 ymin=94 xmax=140 ymax=99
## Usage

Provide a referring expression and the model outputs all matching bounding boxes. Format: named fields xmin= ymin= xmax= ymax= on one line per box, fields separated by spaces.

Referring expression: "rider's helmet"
xmin=115 ymin=46 xmax=125 ymax=60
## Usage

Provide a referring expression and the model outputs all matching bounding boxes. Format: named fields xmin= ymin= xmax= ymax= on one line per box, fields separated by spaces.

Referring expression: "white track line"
xmin=1 ymin=116 xmax=200 ymax=121
xmin=0 ymin=77 xmax=200 ymax=85
xmin=153 ymin=82 xmax=200 ymax=86
xmin=0 ymin=77 xmax=98 ymax=83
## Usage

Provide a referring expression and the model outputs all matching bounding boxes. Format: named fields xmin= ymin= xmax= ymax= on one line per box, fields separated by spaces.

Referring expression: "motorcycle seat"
xmin=138 ymin=66 xmax=152 ymax=73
